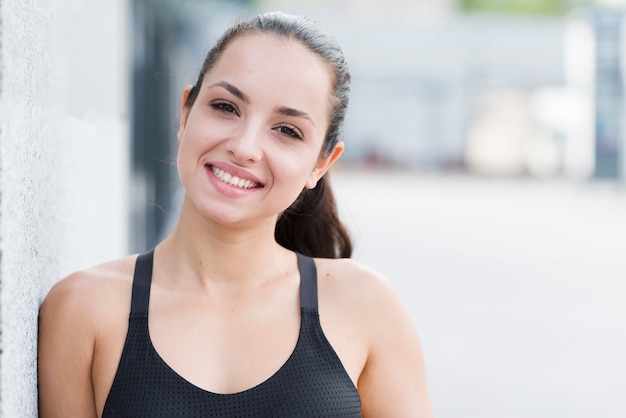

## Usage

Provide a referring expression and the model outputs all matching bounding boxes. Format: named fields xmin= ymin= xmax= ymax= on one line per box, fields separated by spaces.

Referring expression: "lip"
xmin=205 ymin=162 xmax=265 ymax=198
xmin=208 ymin=162 xmax=265 ymax=186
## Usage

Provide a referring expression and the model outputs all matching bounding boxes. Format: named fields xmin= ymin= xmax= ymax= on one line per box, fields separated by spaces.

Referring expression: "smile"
xmin=209 ymin=166 xmax=262 ymax=190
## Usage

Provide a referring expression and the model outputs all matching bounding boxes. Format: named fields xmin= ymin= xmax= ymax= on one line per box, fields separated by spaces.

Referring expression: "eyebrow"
xmin=275 ymin=106 xmax=316 ymax=126
xmin=206 ymin=81 xmax=249 ymax=103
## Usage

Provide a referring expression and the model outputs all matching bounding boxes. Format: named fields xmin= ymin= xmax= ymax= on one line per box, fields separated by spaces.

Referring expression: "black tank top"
xmin=102 ymin=251 xmax=362 ymax=417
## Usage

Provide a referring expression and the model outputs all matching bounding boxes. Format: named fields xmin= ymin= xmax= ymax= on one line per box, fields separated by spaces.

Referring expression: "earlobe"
xmin=305 ymin=141 xmax=345 ymax=189
xmin=177 ymin=85 xmax=194 ymax=141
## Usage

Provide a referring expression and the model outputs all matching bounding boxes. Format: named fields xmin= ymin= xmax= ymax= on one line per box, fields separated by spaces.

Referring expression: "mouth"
xmin=208 ymin=165 xmax=263 ymax=190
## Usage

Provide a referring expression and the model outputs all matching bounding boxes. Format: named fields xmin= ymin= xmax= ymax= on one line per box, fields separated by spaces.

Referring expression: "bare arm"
xmin=38 ymin=275 xmax=98 ymax=418
xmin=358 ymin=278 xmax=434 ymax=417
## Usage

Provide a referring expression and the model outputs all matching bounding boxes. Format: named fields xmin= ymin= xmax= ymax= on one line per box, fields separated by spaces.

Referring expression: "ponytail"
xmin=275 ymin=175 xmax=352 ymax=259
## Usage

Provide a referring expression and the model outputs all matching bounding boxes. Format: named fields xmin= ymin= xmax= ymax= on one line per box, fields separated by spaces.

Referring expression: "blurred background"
xmin=127 ymin=0 xmax=626 ymax=417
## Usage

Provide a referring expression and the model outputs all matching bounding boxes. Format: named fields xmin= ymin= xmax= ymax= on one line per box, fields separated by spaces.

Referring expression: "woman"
xmin=38 ymin=12 xmax=434 ymax=417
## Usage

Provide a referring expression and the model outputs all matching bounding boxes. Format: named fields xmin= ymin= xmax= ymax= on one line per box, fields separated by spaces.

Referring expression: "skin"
xmin=38 ymin=33 xmax=434 ymax=417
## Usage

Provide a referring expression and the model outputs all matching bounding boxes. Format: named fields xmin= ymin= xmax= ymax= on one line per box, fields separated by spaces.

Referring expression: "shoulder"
xmin=314 ymin=257 xmax=401 ymax=315
xmin=314 ymin=257 xmax=412 ymax=344
xmin=40 ymin=255 xmax=137 ymax=329
xmin=38 ymin=256 xmax=138 ymax=417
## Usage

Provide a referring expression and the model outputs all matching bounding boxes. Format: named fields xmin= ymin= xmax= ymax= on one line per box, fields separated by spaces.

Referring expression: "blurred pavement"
xmin=332 ymin=169 xmax=626 ymax=418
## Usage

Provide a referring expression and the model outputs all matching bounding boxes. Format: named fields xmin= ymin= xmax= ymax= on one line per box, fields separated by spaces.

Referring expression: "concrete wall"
xmin=0 ymin=1 xmax=130 ymax=416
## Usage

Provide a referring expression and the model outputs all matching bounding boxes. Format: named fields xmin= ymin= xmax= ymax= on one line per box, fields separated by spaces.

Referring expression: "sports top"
xmin=102 ymin=250 xmax=362 ymax=417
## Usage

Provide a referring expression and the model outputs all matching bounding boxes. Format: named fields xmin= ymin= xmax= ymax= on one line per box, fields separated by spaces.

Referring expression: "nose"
xmin=226 ymin=121 xmax=264 ymax=164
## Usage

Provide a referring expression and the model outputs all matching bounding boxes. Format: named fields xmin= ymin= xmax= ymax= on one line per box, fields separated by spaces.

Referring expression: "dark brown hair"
xmin=184 ymin=12 xmax=352 ymax=258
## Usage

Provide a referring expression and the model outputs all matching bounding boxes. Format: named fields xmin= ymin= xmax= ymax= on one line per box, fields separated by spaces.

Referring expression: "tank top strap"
xmin=296 ymin=252 xmax=318 ymax=311
xmin=130 ymin=250 xmax=154 ymax=316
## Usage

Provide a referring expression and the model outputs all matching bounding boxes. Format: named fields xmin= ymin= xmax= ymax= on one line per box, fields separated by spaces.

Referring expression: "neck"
xmin=157 ymin=197 xmax=292 ymax=287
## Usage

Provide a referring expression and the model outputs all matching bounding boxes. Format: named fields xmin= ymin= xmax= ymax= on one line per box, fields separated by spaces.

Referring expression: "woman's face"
xmin=176 ymin=33 xmax=342 ymax=227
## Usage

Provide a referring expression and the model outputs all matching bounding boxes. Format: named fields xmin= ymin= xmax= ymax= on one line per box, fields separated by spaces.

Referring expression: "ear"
xmin=177 ymin=85 xmax=194 ymax=141
xmin=305 ymin=141 xmax=345 ymax=189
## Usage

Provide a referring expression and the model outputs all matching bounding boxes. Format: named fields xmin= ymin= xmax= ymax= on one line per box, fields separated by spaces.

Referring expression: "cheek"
xmin=176 ymin=140 xmax=192 ymax=188
xmin=267 ymin=148 xmax=318 ymax=193
xmin=176 ymin=124 xmax=208 ymax=184
xmin=176 ymin=119 xmax=225 ymax=164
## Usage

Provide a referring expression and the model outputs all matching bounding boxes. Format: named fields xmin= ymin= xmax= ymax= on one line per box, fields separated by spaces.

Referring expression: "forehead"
xmin=215 ymin=32 xmax=332 ymax=78
xmin=204 ymin=33 xmax=333 ymax=115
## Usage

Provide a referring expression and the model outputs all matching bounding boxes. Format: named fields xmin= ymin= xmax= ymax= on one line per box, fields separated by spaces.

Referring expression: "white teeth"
xmin=211 ymin=166 xmax=259 ymax=189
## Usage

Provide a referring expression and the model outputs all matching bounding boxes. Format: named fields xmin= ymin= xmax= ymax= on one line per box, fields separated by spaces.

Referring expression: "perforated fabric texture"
xmin=102 ymin=252 xmax=362 ymax=417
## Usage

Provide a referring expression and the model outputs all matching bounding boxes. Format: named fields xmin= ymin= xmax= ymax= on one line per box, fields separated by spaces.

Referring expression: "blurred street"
xmin=333 ymin=169 xmax=626 ymax=418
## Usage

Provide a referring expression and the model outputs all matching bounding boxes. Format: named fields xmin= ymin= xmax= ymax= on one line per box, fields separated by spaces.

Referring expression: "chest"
xmin=148 ymin=297 xmax=302 ymax=394
xmin=102 ymin=310 xmax=362 ymax=417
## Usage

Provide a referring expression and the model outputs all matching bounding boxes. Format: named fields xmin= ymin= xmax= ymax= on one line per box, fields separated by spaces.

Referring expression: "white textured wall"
xmin=0 ymin=1 xmax=130 ymax=416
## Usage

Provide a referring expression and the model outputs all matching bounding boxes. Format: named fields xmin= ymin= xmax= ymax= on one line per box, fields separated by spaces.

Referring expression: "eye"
xmin=211 ymin=101 xmax=239 ymax=116
xmin=275 ymin=124 xmax=303 ymax=140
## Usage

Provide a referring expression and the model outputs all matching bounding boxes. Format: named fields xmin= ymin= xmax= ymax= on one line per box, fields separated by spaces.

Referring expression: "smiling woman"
xmin=37 ymin=11 xmax=434 ymax=418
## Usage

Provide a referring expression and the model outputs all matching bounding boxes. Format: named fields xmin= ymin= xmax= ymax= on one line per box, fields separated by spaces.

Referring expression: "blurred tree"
xmin=460 ymin=0 xmax=595 ymax=16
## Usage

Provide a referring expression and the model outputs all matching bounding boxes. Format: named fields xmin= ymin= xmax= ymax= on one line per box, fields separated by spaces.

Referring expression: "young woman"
xmin=38 ymin=12 xmax=434 ymax=417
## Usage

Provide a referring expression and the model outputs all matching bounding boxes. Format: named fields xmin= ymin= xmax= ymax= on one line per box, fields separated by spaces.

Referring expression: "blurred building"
xmin=335 ymin=16 xmax=566 ymax=172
